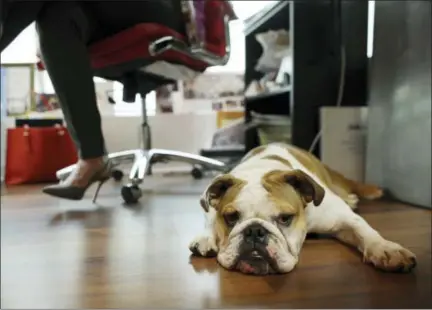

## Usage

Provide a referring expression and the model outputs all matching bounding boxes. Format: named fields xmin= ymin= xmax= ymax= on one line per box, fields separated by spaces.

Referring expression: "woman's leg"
xmin=36 ymin=2 xmax=109 ymax=199
xmin=36 ymin=1 xmax=106 ymax=160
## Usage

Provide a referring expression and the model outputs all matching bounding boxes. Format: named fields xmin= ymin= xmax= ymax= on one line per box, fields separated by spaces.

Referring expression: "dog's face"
xmin=200 ymin=169 xmax=325 ymax=275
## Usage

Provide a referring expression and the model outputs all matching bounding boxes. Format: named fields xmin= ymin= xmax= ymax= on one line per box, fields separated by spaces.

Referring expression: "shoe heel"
xmin=92 ymin=177 xmax=109 ymax=203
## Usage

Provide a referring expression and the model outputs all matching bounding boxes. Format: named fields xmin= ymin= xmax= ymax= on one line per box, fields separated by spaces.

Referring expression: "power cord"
xmin=308 ymin=0 xmax=346 ymax=153
xmin=308 ymin=45 xmax=346 ymax=153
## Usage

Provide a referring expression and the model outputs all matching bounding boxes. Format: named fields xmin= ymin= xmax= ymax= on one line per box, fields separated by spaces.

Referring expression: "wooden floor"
xmin=1 ymin=175 xmax=431 ymax=309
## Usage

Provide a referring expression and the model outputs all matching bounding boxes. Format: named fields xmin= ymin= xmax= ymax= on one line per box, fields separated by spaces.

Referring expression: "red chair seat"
xmin=88 ymin=23 xmax=209 ymax=71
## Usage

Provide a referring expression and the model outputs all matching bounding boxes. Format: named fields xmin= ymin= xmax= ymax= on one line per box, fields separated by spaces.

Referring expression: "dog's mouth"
xmin=235 ymin=246 xmax=279 ymax=275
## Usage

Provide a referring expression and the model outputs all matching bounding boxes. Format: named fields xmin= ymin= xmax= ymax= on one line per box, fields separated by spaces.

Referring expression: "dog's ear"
xmin=266 ymin=170 xmax=325 ymax=206
xmin=200 ymin=174 xmax=244 ymax=212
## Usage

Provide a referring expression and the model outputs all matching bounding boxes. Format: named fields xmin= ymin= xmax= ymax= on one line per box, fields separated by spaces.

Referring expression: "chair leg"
xmin=119 ymin=148 xmax=226 ymax=204
xmin=56 ymin=149 xmax=143 ymax=181
xmin=128 ymin=151 xmax=150 ymax=185
xmin=121 ymin=151 xmax=151 ymax=204
xmin=126 ymin=148 xmax=226 ymax=184
xmin=149 ymin=148 xmax=226 ymax=171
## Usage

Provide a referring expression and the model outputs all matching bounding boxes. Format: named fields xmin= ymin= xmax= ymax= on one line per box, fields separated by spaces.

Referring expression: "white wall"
xmin=102 ymin=113 xmax=217 ymax=153
xmin=0 ymin=24 xmax=37 ymax=64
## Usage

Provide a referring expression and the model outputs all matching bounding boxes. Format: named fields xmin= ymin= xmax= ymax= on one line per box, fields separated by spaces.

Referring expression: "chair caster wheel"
xmin=191 ymin=166 xmax=204 ymax=179
xmin=112 ymin=169 xmax=124 ymax=181
xmin=121 ymin=184 xmax=142 ymax=204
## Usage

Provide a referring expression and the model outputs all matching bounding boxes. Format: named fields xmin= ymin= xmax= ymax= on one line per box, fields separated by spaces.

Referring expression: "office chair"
xmin=38 ymin=0 xmax=237 ymax=203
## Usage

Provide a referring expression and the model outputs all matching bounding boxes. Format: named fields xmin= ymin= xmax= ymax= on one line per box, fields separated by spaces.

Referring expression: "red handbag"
xmin=5 ymin=125 xmax=78 ymax=185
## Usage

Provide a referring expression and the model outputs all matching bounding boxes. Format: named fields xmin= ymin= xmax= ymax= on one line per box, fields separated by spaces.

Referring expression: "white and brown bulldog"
xmin=189 ymin=143 xmax=417 ymax=275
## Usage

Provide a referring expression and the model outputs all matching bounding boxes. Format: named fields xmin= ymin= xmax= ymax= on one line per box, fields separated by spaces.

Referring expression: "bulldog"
xmin=189 ymin=143 xmax=417 ymax=275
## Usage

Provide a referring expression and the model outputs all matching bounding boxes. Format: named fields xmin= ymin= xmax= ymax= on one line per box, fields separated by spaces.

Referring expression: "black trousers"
xmin=1 ymin=1 xmax=184 ymax=159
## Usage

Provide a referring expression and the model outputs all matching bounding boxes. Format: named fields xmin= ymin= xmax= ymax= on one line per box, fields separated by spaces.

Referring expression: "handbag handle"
xmin=22 ymin=124 xmax=65 ymax=136
xmin=21 ymin=124 xmax=67 ymax=155
xmin=53 ymin=123 xmax=65 ymax=136
xmin=22 ymin=125 xmax=32 ymax=154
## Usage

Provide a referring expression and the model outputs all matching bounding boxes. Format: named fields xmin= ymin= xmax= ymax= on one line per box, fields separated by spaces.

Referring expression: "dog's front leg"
xmin=189 ymin=234 xmax=218 ymax=258
xmin=189 ymin=210 xmax=219 ymax=258
xmin=307 ymin=198 xmax=417 ymax=272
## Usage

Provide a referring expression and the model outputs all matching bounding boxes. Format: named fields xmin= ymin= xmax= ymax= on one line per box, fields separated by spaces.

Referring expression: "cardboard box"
xmin=320 ymin=107 xmax=368 ymax=182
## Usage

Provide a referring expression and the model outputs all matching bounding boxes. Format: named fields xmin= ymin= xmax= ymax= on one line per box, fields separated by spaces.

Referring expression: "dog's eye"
xmin=224 ymin=211 xmax=240 ymax=226
xmin=277 ymin=214 xmax=294 ymax=226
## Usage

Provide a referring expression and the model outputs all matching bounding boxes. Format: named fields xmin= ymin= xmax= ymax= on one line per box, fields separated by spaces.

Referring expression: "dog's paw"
xmin=363 ymin=239 xmax=417 ymax=273
xmin=189 ymin=235 xmax=218 ymax=258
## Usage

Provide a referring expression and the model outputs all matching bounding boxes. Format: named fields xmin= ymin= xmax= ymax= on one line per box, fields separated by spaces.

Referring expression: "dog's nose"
xmin=243 ymin=224 xmax=269 ymax=244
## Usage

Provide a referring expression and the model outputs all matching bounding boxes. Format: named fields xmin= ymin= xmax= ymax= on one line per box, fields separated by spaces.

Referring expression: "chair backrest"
xmin=181 ymin=0 xmax=237 ymax=56
xmin=115 ymin=0 xmax=237 ymax=98
xmin=141 ymin=0 xmax=236 ymax=83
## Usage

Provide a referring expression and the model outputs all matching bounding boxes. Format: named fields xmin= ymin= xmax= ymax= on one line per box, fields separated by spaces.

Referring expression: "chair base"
xmin=55 ymin=95 xmax=227 ymax=204
xmin=55 ymin=148 xmax=226 ymax=203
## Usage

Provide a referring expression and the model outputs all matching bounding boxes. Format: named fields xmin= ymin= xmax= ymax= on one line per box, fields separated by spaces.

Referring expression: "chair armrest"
xmin=176 ymin=0 xmax=235 ymax=66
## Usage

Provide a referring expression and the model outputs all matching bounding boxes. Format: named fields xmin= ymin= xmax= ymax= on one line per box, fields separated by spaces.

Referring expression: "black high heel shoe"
xmin=42 ymin=161 xmax=112 ymax=202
